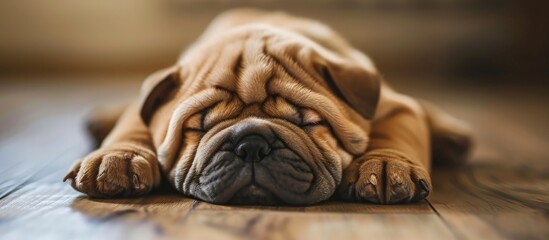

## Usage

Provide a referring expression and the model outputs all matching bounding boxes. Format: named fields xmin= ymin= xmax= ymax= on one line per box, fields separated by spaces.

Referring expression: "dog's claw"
xmin=132 ymin=174 xmax=147 ymax=195
xmin=362 ymin=183 xmax=378 ymax=203
xmin=347 ymin=185 xmax=355 ymax=199
xmin=63 ymin=171 xmax=75 ymax=182
xmin=418 ymin=179 xmax=430 ymax=198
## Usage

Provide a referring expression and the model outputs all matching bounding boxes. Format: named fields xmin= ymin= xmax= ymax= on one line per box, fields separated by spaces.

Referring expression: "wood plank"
xmin=392 ymin=80 xmax=549 ymax=240
xmin=0 ymin=114 xmax=88 ymax=197
xmin=426 ymin=106 xmax=549 ymax=240
xmin=0 ymin=77 xmax=141 ymax=196
xmin=0 ymin=182 xmax=450 ymax=240
xmin=193 ymin=199 xmax=450 ymax=239
xmin=0 ymin=184 xmax=454 ymax=240
xmin=179 ymin=208 xmax=454 ymax=240
xmin=0 ymin=184 xmax=197 ymax=240
xmin=196 ymin=200 xmax=433 ymax=214
xmin=429 ymin=166 xmax=549 ymax=240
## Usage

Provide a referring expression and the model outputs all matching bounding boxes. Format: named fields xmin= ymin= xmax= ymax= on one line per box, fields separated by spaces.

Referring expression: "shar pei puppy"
xmin=64 ymin=9 xmax=473 ymax=205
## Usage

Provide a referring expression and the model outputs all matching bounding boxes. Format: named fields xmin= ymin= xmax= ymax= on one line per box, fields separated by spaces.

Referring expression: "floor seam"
xmin=426 ymin=198 xmax=462 ymax=240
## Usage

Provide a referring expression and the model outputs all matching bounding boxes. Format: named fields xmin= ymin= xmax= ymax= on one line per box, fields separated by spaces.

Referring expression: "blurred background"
xmin=0 ymin=0 xmax=547 ymax=83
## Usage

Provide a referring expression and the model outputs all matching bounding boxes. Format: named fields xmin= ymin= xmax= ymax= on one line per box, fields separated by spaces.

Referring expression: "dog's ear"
xmin=139 ymin=65 xmax=181 ymax=124
xmin=313 ymin=52 xmax=381 ymax=120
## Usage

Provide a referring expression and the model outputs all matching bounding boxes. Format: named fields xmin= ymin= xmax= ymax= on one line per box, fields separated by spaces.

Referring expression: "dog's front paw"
xmin=63 ymin=145 xmax=161 ymax=198
xmin=337 ymin=150 xmax=431 ymax=204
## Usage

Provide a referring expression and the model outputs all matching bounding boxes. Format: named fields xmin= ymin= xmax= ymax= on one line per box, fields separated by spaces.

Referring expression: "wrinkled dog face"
xmin=142 ymin=28 xmax=378 ymax=205
xmin=176 ymin=99 xmax=350 ymax=205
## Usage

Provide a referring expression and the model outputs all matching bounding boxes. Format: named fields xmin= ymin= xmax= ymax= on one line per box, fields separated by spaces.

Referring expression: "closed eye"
xmin=262 ymin=96 xmax=325 ymax=127
xmin=299 ymin=108 xmax=325 ymax=127
xmin=183 ymin=112 xmax=206 ymax=132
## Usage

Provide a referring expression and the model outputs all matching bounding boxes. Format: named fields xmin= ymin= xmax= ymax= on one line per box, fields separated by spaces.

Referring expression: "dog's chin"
xmin=229 ymin=184 xmax=281 ymax=205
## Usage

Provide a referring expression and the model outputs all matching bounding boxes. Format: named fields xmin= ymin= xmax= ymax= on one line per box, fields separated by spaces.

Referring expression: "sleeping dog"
xmin=64 ymin=9 xmax=472 ymax=205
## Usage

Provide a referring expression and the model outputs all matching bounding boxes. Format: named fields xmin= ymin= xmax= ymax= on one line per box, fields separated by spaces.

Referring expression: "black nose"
xmin=235 ymin=135 xmax=271 ymax=162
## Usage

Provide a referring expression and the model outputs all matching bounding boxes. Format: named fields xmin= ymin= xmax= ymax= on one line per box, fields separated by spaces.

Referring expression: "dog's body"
xmin=64 ymin=9 xmax=472 ymax=205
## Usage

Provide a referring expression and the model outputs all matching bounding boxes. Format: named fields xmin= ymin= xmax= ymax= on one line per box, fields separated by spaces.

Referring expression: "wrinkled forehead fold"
xmin=184 ymin=29 xmax=325 ymax=105
xmin=203 ymin=30 xmax=315 ymax=105
xmin=234 ymin=35 xmax=275 ymax=105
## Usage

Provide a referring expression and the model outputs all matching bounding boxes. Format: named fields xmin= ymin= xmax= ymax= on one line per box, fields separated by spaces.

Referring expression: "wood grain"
xmin=0 ymin=184 xmax=453 ymax=240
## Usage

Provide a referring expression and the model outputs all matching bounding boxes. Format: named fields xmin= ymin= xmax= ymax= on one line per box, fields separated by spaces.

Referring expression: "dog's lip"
xmin=228 ymin=183 xmax=282 ymax=205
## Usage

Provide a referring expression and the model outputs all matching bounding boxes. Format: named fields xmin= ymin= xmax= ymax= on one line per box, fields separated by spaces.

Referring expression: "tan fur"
xmin=65 ymin=9 xmax=472 ymax=204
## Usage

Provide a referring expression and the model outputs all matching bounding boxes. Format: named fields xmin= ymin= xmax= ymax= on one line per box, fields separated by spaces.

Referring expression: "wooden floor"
xmin=0 ymin=74 xmax=547 ymax=240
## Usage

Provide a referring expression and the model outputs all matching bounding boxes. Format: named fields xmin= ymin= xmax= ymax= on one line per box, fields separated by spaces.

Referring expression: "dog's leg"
xmin=337 ymin=89 xmax=433 ymax=204
xmin=64 ymin=102 xmax=161 ymax=198
xmin=86 ymin=103 xmax=128 ymax=148
xmin=421 ymin=101 xmax=474 ymax=167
